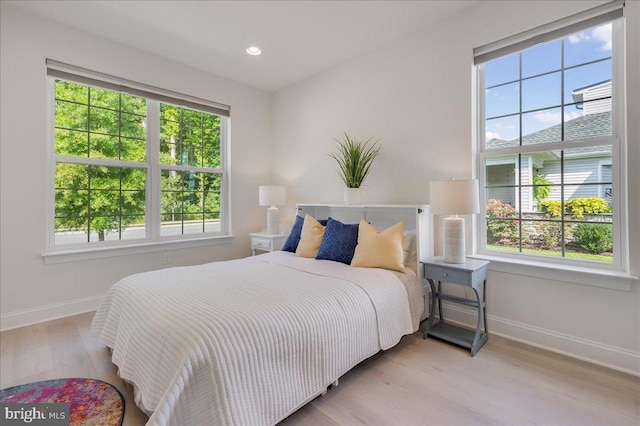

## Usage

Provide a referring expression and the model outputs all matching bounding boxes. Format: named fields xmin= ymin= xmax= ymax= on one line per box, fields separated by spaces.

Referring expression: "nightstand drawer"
xmin=252 ymin=237 xmax=273 ymax=251
xmin=423 ymin=264 xmax=472 ymax=286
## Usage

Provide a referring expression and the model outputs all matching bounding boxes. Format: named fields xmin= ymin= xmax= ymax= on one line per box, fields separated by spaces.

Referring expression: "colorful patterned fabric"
xmin=0 ymin=378 xmax=124 ymax=426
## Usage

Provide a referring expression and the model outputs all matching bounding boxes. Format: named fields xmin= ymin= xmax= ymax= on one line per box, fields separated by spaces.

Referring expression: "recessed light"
xmin=246 ymin=46 xmax=262 ymax=56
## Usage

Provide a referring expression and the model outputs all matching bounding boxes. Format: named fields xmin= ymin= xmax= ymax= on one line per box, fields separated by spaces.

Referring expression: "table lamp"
xmin=429 ymin=179 xmax=480 ymax=264
xmin=259 ymin=185 xmax=286 ymax=234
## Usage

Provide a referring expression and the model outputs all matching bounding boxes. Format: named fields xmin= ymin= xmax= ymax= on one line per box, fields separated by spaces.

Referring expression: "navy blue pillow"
xmin=316 ymin=218 xmax=359 ymax=264
xmin=282 ymin=215 xmax=328 ymax=252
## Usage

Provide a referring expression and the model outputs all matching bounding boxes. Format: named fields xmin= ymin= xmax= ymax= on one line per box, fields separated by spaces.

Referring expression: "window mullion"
xmin=477 ymin=65 xmax=488 ymax=254
xmin=560 ymin=150 xmax=566 ymax=257
xmin=219 ymin=116 xmax=229 ymax=234
xmin=518 ymin=53 xmax=523 ymax=253
xmin=46 ymin=78 xmax=57 ymax=250
xmin=484 ymin=136 xmax=619 ymax=157
xmin=611 ymin=17 xmax=626 ymax=269
xmin=52 ymin=155 xmax=144 ymax=168
xmin=146 ymin=101 xmax=161 ymax=240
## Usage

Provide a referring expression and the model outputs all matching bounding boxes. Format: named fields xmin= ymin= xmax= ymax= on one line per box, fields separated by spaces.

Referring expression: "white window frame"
xmin=43 ymin=63 xmax=233 ymax=264
xmin=473 ymin=2 xmax=634 ymax=290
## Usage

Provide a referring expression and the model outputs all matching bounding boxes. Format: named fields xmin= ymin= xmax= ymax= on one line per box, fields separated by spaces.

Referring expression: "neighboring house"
xmin=572 ymin=80 xmax=612 ymax=115
xmin=486 ymin=81 xmax=612 ymax=212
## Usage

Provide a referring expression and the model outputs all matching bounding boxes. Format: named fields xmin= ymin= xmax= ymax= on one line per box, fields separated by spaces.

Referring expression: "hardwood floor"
xmin=1 ymin=312 xmax=638 ymax=426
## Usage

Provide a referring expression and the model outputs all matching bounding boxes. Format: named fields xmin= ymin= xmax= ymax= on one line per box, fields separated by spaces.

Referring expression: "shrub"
xmin=538 ymin=200 xmax=562 ymax=218
xmin=538 ymin=198 xmax=611 ymax=219
xmin=486 ymin=199 xmax=519 ymax=245
xmin=538 ymin=222 xmax=561 ymax=250
xmin=572 ymin=223 xmax=613 ymax=254
xmin=566 ymin=197 xmax=611 ymax=219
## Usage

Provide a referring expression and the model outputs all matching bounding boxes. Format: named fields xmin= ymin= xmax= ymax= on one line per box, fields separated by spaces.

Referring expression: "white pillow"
xmin=403 ymin=230 xmax=418 ymax=272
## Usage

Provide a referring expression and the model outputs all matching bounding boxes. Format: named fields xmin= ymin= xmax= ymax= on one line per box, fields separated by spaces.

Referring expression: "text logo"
xmin=0 ymin=404 xmax=69 ymax=425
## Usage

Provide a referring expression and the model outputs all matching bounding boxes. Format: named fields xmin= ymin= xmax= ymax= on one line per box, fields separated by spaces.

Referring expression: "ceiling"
xmin=9 ymin=0 xmax=480 ymax=92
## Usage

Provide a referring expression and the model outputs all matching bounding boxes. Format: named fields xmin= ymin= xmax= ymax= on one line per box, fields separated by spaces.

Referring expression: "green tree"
xmin=54 ymin=80 xmax=147 ymax=241
xmin=159 ymin=104 xmax=222 ymax=230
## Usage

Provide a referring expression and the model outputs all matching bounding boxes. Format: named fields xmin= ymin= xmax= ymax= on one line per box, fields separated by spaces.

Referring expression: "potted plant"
xmin=329 ymin=132 xmax=381 ymax=204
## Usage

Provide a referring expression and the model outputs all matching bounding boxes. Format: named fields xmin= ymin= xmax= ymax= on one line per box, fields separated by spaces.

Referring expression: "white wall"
xmin=0 ymin=5 xmax=273 ymax=325
xmin=2 ymin=0 xmax=638 ymax=375
xmin=273 ymin=1 xmax=640 ymax=374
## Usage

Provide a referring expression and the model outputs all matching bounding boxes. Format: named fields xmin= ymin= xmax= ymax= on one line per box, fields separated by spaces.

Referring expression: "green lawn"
xmin=486 ymin=245 xmax=612 ymax=263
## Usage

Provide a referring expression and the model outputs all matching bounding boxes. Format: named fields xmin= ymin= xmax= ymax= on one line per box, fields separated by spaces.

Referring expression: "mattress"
xmin=91 ymin=251 xmax=422 ymax=425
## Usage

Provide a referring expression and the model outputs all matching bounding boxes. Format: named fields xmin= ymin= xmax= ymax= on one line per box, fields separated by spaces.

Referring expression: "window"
xmin=475 ymin=2 xmax=625 ymax=270
xmin=159 ymin=105 xmax=223 ymax=237
xmin=48 ymin=62 xmax=229 ymax=250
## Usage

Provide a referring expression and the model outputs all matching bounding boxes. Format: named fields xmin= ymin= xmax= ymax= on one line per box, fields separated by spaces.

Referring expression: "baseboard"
xmin=3 ymin=295 xmax=639 ymax=376
xmin=441 ymin=303 xmax=640 ymax=377
xmin=0 ymin=295 xmax=103 ymax=332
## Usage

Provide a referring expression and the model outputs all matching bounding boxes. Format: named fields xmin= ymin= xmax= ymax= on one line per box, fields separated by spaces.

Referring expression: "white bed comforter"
xmin=91 ymin=251 xmax=415 ymax=426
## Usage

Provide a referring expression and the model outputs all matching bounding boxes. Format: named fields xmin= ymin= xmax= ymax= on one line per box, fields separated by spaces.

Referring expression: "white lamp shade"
xmin=430 ymin=179 xmax=479 ymax=264
xmin=429 ymin=179 xmax=480 ymax=215
xmin=259 ymin=185 xmax=286 ymax=207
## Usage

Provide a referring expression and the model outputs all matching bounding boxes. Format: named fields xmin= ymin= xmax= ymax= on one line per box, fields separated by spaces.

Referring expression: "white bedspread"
xmin=91 ymin=251 xmax=416 ymax=426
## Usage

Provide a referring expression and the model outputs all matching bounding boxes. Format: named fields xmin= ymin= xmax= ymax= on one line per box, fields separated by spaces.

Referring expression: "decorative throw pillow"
xmin=351 ymin=220 xmax=405 ymax=272
xmin=316 ymin=218 xmax=359 ymax=265
xmin=295 ymin=214 xmax=326 ymax=258
xmin=282 ymin=215 xmax=327 ymax=252
xmin=402 ymin=230 xmax=418 ymax=272
xmin=282 ymin=215 xmax=304 ymax=252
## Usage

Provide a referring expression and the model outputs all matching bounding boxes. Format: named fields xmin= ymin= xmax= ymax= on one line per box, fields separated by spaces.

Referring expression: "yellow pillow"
xmin=351 ymin=220 xmax=405 ymax=272
xmin=295 ymin=214 xmax=326 ymax=258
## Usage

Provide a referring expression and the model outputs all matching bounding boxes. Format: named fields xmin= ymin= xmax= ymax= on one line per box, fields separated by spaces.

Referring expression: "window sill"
xmin=42 ymin=235 xmax=235 ymax=265
xmin=469 ymin=254 xmax=638 ymax=291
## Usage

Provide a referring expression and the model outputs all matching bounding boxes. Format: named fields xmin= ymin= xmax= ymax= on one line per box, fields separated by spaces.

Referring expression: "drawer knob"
xmin=443 ymin=273 xmax=448 ymax=276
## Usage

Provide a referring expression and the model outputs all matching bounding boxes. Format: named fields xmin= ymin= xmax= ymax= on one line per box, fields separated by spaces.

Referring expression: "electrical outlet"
xmin=163 ymin=253 xmax=170 ymax=265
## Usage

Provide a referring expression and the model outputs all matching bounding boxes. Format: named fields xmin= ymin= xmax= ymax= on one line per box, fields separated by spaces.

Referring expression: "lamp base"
xmin=443 ymin=216 xmax=465 ymax=264
xmin=267 ymin=207 xmax=280 ymax=234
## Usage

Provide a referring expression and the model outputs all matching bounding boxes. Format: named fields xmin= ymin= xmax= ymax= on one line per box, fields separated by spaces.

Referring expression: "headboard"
xmin=296 ymin=204 xmax=433 ymax=279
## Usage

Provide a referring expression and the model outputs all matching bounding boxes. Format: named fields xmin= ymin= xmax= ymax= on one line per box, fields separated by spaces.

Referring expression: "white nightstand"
xmin=250 ymin=232 xmax=288 ymax=255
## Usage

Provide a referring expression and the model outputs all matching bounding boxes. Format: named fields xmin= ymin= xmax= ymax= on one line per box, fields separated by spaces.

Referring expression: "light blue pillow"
xmin=316 ymin=218 xmax=359 ymax=264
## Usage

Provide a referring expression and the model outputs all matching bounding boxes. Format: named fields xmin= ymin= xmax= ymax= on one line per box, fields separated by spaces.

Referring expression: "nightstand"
xmin=422 ymin=257 xmax=490 ymax=356
xmin=250 ymin=232 xmax=288 ymax=255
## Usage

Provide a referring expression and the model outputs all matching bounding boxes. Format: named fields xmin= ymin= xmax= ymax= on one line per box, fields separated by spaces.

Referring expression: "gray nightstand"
xmin=250 ymin=232 xmax=288 ymax=255
xmin=422 ymin=257 xmax=490 ymax=356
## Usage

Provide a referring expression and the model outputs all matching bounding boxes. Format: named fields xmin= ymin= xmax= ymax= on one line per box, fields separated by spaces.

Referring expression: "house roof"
xmin=486 ymin=111 xmax=612 ymax=158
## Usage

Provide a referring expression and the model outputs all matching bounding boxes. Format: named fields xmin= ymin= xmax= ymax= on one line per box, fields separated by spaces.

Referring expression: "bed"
xmin=91 ymin=204 xmax=432 ymax=425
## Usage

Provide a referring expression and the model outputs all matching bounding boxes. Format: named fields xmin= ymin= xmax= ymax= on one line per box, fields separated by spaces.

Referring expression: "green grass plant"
xmin=329 ymin=132 xmax=381 ymax=188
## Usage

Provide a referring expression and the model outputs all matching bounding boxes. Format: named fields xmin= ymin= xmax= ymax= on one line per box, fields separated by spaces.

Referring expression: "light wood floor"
xmin=1 ymin=312 xmax=638 ymax=426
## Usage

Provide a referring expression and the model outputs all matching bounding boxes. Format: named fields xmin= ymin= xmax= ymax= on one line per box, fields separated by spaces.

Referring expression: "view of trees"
xmin=54 ymin=80 xmax=222 ymax=243
xmin=159 ymin=104 xmax=222 ymax=235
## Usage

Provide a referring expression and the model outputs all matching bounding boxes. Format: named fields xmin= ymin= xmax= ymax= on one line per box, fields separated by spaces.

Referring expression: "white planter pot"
xmin=344 ymin=187 xmax=363 ymax=205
